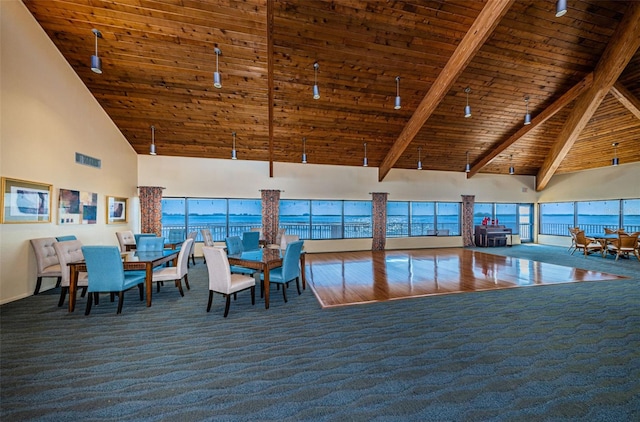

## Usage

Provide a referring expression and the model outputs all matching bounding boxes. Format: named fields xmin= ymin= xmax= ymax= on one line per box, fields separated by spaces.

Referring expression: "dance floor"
xmin=304 ymin=248 xmax=627 ymax=308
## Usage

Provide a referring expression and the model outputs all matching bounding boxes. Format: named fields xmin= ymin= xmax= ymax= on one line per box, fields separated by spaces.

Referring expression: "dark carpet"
xmin=1 ymin=245 xmax=639 ymax=421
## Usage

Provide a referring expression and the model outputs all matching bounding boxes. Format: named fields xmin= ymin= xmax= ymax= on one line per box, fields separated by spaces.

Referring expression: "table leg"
xmin=263 ymin=264 xmax=270 ymax=309
xmin=145 ymin=263 xmax=153 ymax=307
xmin=300 ymin=253 xmax=306 ymax=290
xmin=68 ymin=264 xmax=77 ymax=312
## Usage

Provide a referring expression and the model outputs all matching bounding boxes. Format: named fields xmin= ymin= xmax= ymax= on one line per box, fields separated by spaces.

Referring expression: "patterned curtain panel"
xmin=461 ymin=195 xmax=475 ymax=247
xmin=261 ymin=190 xmax=280 ymax=245
xmin=371 ymin=192 xmax=388 ymax=251
xmin=139 ymin=186 xmax=164 ymax=236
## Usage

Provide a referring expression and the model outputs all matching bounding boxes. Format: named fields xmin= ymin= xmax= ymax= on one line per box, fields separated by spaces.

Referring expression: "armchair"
xmin=203 ymin=246 xmax=255 ymax=317
xmin=152 ymin=238 xmax=193 ymax=296
xmin=53 ymin=240 xmax=88 ymax=307
xmin=606 ymin=232 xmax=640 ymax=261
xmin=260 ymin=240 xmax=304 ymax=303
xmin=573 ymin=231 xmax=603 ymax=257
xmin=81 ymin=246 xmax=145 ymax=315
xmin=29 ymin=237 xmax=62 ymax=295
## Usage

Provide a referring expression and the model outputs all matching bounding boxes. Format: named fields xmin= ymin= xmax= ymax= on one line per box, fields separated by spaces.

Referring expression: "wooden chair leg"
xmin=296 ymin=277 xmax=301 ymax=295
xmin=116 ymin=292 xmax=125 ymax=314
xmin=58 ymin=287 xmax=68 ymax=307
xmin=282 ymin=284 xmax=288 ymax=303
xmin=184 ymin=274 xmax=190 ymax=290
xmin=80 ymin=287 xmax=87 ymax=297
xmin=251 ymin=286 xmax=255 ymax=305
xmin=138 ymin=284 xmax=144 ymax=300
xmin=85 ymin=293 xmax=93 ymax=315
xmin=55 ymin=276 xmax=62 ymax=288
xmin=175 ymin=279 xmax=184 ymax=297
xmin=34 ymin=277 xmax=43 ymax=295
xmin=207 ymin=290 xmax=214 ymax=312
xmin=224 ymin=294 xmax=231 ymax=318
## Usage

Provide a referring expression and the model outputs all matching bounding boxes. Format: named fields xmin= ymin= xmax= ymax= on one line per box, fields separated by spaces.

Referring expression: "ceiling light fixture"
xmin=363 ymin=142 xmax=368 ymax=167
xmin=213 ymin=48 xmax=222 ymax=89
xmin=612 ymin=142 xmax=619 ymax=166
xmin=509 ymin=155 xmax=515 ymax=175
xmin=524 ymin=95 xmax=532 ymax=125
xmin=302 ymin=137 xmax=307 ymax=164
xmin=556 ymin=0 xmax=567 ymax=17
xmin=150 ymin=125 xmax=157 ymax=155
xmin=231 ymin=131 xmax=237 ymax=159
xmin=394 ymin=76 xmax=401 ymax=110
xmin=90 ymin=29 xmax=103 ymax=74
xmin=313 ymin=62 xmax=320 ymax=100
xmin=465 ymin=151 xmax=471 ymax=173
xmin=417 ymin=147 xmax=422 ymax=170
xmin=464 ymin=87 xmax=471 ymax=118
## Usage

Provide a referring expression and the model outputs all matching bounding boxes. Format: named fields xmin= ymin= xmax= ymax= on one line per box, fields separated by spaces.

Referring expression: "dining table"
xmin=67 ymin=249 xmax=180 ymax=312
xmin=227 ymin=248 xmax=306 ymax=309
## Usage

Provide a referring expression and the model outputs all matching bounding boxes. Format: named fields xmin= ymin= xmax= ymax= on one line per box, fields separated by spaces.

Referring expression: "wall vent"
xmin=75 ymin=152 xmax=101 ymax=169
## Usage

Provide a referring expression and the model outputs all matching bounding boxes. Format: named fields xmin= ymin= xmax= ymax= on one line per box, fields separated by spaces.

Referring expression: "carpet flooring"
xmin=1 ymin=244 xmax=639 ymax=421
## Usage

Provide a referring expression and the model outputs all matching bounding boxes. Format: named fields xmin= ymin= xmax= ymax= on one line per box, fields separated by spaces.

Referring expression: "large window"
xmin=279 ymin=200 xmax=310 ymax=239
xmin=387 ymin=201 xmax=461 ymax=237
xmin=622 ymin=199 xmax=640 ymax=233
xmin=576 ymin=200 xmax=619 ymax=234
xmin=411 ymin=202 xmax=434 ymax=236
xmin=539 ymin=202 xmax=574 ymax=235
xmin=187 ymin=198 xmax=226 ymax=240
xmin=279 ymin=200 xmax=372 ymax=240
xmin=228 ymin=199 xmax=261 ymax=237
xmin=387 ymin=202 xmax=409 ymax=237
xmin=344 ymin=201 xmax=372 ymax=238
xmin=540 ymin=199 xmax=640 ymax=236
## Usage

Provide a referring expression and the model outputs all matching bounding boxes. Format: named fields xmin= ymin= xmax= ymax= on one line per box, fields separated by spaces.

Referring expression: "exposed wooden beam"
xmin=536 ymin=2 xmax=640 ymax=191
xmin=378 ymin=0 xmax=514 ymax=182
xmin=467 ymin=73 xmax=593 ymax=178
xmin=267 ymin=0 xmax=274 ymax=177
xmin=610 ymin=81 xmax=640 ymax=121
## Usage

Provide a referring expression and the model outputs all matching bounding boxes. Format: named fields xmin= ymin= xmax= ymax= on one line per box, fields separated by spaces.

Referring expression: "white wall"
xmin=0 ymin=1 xmax=139 ymax=303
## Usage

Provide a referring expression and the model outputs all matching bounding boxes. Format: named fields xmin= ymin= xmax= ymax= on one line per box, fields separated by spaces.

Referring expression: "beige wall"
xmin=0 ymin=1 xmax=139 ymax=303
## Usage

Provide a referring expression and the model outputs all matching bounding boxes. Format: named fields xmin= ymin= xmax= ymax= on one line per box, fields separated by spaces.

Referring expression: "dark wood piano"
xmin=475 ymin=225 xmax=512 ymax=247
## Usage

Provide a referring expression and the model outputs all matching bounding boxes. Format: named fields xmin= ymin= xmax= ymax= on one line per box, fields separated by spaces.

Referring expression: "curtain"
xmin=371 ymin=192 xmax=388 ymax=251
xmin=261 ymin=190 xmax=280 ymax=245
xmin=139 ymin=186 xmax=163 ymax=236
xmin=461 ymin=195 xmax=475 ymax=247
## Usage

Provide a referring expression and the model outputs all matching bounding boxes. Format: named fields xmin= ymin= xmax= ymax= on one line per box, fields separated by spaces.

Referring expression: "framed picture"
xmin=107 ymin=196 xmax=127 ymax=224
xmin=1 ymin=177 xmax=53 ymax=224
xmin=58 ymin=188 xmax=98 ymax=225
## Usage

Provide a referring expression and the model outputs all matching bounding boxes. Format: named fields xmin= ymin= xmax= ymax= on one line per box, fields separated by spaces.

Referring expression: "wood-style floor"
xmin=304 ymin=248 xmax=626 ymax=308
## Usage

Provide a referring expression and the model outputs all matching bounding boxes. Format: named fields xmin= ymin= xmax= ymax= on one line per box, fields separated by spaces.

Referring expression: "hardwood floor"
xmin=304 ymin=248 xmax=626 ymax=308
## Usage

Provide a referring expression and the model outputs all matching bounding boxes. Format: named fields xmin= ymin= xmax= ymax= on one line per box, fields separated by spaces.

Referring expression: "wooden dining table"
xmin=227 ymin=248 xmax=306 ymax=309
xmin=67 ymin=249 xmax=179 ymax=312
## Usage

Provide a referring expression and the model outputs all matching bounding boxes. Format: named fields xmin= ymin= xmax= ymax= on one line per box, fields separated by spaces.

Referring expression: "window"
xmin=473 ymin=203 xmax=493 ymax=227
xmin=186 ymin=198 xmax=226 ymax=241
xmin=312 ymin=200 xmax=342 ymax=239
xmin=387 ymin=201 xmax=409 ymax=237
xmin=622 ymin=199 xmax=640 ymax=233
xmin=228 ymin=199 xmax=261 ymax=237
xmin=540 ymin=202 xmax=574 ymax=235
xmin=576 ymin=200 xmax=619 ymax=234
xmin=437 ymin=202 xmax=461 ymax=236
xmin=496 ymin=203 xmax=517 ymax=233
xmin=161 ymin=198 xmax=186 ymax=240
xmin=279 ymin=200 xmax=310 ymax=239
xmin=411 ymin=202 xmax=434 ymax=236
xmin=344 ymin=201 xmax=372 ymax=238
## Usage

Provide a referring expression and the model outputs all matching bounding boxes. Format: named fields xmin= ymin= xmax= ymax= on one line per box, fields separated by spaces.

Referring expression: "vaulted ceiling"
xmin=23 ymin=0 xmax=640 ymax=190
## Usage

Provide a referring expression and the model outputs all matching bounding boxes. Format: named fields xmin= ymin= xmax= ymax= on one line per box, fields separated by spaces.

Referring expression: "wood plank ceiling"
xmin=23 ymin=0 xmax=640 ymax=190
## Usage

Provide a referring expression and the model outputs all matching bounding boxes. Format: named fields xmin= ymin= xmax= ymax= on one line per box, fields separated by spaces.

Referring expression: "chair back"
xmin=168 ymin=229 xmax=185 ymax=243
xmin=618 ymin=233 xmax=639 ymax=250
xmin=202 ymin=246 xmax=233 ymax=294
xmin=53 ymin=240 xmax=84 ymax=287
xmin=186 ymin=231 xmax=198 ymax=254
xmin=116 ymin=231 xmax=135 ymax=252
xmin=81 ymin=246 xmax=127 ymax=292
xmin=136 ymin=236 xmax=165 ymax=252
xmin=280 ymin=234 xmax=300 ymax=250
xmin=575 ymin=230 xmax=590 ymax=246
xmin=225 ymin=236 xmax=244 ymax=255
xmin=30 ymin=237 xmax=59 ymax=273
xmin=56 ymin=235 xmax=77 ymax=242
xmin=242 ymin=231 xmax=260 ymax=251
xmin=134 ymin=233 xmax=156 ymax=245
xmin=250 ymin=227 xmax=264 ymax=240
xmin=281 ymin=240 xmax=304 ymax=281
xmin=201 ymin=229 xmax=214 ymax=246
xmin=174 ymin=238 xmax=193 ymax=277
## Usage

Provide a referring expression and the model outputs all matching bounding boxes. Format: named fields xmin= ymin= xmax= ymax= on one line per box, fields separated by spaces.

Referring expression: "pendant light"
xmin=363 ymin=142 xmax=368 ymax=167
xmin=417 ymin=147 xmax=422 ymax=170
xmin=524 ymin=95 xmax=531 ymax=125
xmin=150 ymin=125 xmax=157 ymax=155
xmin=313 ymin=62 xmax=320 ymax=100
xmin=394 ymin=76 xmax=401 ymax=110
xmin=465 ymin=151 xmax=471 ymax=173
xmin=90 ymin=29 xmax=103 ymax=74
xmin=509 ymin=155 xmax=515 ymax=175
xmin=612 ymin=142 xmax=619 ymax=166
xmin=213 ymin=48 xmax=222 ymax=89
xmin=302 ymin=137 xmax=307 ymax=164
xmin=464 ymin=87 xmax=471 ymax=118
xmin=231 ymin=131 xmax=237 ymax=159
xmin=556 ymin=0 xmax=567 ymax=17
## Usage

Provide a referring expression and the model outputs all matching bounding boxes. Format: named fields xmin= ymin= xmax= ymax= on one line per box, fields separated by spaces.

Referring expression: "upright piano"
xmin=475 ymin=225 xmax=512 ymax=247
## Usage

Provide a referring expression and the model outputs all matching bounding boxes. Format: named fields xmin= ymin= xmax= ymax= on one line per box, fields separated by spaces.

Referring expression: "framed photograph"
xmin=1 ymin=177 xmax=52 ymax=224
xmin=58 ymin=188 xmax=98 ymax=225
xmin=107 ymin=196 xmax=127 ymax=224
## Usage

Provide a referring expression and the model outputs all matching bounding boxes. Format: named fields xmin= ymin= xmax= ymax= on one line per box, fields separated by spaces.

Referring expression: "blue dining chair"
xmin=136 ymin=236 xmax=165 ymax=252
xmin=225 ymin=236 xmax=255 ymax=276
xmin=81 ymin=246 xmax=146 ymax=315
xmin=56 ymin=235 xmax=77 ymax=242
xmin=242 ymin=231 xmax=260 ymax=251
xmin=134 ymin=233 xmax=156 ymax=245
xmin=260 ymin=240 xmax=304 ymax=303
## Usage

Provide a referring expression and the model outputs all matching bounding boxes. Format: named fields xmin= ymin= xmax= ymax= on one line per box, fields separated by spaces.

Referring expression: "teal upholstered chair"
xmin=242 ymin=231 xmax=260 ymax=251
xmin=81 ymin=246 xmax=145 ymax=315
xmin=136 ymin=236 xmax=165 ymax=252
xmin=152 ymin=238 xmax=193 ymax=296
xmin=56 ymin=235 xmax=77 ymax=242
xmin=225 ymin=236 xmax=255 ymax=276
xmin=260 ymin=240 xmax=304 ymax=303
xmin=134 ymin=233 xmax=156 ymax=246
xmin=168 ymin=229 xmax=185 ymax=243
xmin=203 ymin=246 xmax=255 ymax=318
